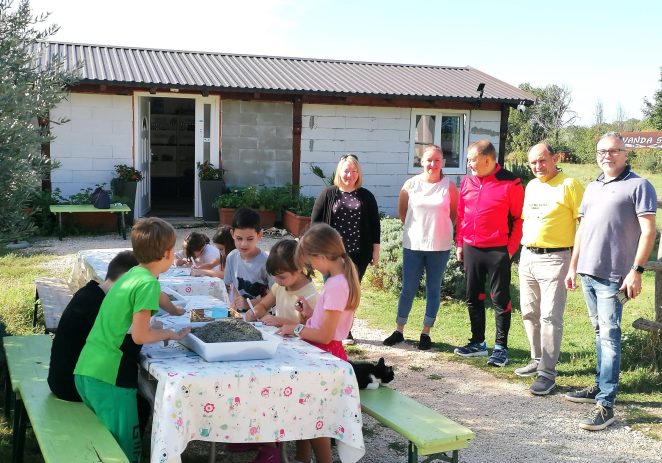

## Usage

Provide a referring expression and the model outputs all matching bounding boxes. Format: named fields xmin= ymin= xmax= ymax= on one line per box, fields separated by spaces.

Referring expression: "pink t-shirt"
xmin=305 ymin=274 xmax=354 ymax=341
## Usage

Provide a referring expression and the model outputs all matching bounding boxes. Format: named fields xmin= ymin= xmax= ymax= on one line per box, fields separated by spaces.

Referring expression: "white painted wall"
xmin=300 ymin=105 xmax=502 ymax=216
xmin=50 ymin=93 xmax=133 ymax=198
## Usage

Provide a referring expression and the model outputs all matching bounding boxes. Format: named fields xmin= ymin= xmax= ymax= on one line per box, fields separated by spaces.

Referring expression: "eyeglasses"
xmin=340 ymin=154 xmax=359 ymax=162
xmin=596 ymin=149 xmax=625 ymax=159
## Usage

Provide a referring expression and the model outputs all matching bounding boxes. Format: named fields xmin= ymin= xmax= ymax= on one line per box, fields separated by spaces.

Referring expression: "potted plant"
xmin=283 ymin=194 xmax=315 ymax=237
xmin=198 ymin=161 xmax=227 ymax=221
xmin=111 ymin=164 xmax=143 ymax=224
xmin=211 ymin=185 xmax=277 ymax=228
xmin=212 ymin=188 xmax=243 ymax=225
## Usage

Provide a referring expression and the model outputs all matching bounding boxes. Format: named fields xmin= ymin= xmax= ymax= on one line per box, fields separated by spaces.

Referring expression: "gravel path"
xmin=25 ymin=228 xmax=662 ymax=463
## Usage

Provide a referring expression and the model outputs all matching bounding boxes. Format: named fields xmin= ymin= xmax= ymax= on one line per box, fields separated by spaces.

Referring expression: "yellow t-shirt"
xmin=521 ymin=172 xmax=585 ymax=248
xmin=270 ymin=281 xmax=318 ymax=323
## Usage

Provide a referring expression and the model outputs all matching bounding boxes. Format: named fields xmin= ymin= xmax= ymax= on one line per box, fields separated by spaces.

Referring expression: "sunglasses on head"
xmin=340 ymin=154 xmax=359 ymax=162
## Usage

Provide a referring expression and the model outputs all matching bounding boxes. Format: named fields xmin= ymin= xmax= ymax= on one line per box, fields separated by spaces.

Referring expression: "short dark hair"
xmin=469 ymin=140 xmax=497 ymax=159
xmin=232 ymin=208 xmax=261 ymax=232
xmin=266 ymin=239 xmax=309 ymax=277
xmin=131 ymin=217 xmax=177 ymax=263
xmin=185 ymin=231 xmax=210 ymax=259
xmin=106 ymin=250 xmax=139 ymax=281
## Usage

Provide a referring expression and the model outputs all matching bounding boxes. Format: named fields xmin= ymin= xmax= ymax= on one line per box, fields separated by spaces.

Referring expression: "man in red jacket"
xmin=454 ymin=140 xmax=524 ymax=367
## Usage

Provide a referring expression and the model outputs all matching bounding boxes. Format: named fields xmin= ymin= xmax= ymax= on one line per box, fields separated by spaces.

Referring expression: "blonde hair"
xmin=295 ymin=223 xmax=360 ymax=311
xmin=333 ymin=154 xmax=363 ymax=189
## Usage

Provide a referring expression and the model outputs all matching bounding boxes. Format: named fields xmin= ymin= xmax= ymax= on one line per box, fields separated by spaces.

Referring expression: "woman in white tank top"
xmin=383 ymin=145 xmax=458 ymax=350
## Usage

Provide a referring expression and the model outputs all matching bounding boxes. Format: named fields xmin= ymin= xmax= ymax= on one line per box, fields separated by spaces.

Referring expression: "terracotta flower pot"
xmin=257 ymin=210 xmax=276 ymax=229
xmin=283 ymin=210 xmax=311 ymax=237
xmin=218 ymin=208 xmax=236 ymax=226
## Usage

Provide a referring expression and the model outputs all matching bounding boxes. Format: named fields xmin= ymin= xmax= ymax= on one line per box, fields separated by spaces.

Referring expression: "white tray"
xmin=179 ymin=329 xmax=281 ymax=362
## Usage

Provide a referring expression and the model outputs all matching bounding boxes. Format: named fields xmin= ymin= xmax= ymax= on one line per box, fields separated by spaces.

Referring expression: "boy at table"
xmin=74 ymin=218 xmax=190 ymax=463
xmin=224 ymin=208 xmax=273 ymax=310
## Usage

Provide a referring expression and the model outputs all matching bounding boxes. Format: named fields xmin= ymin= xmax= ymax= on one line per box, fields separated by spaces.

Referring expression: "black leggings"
xmin=463 ymin=244 xmax=512 ymax=348
xmin=349 ymin=252 xmax=369 ymax=283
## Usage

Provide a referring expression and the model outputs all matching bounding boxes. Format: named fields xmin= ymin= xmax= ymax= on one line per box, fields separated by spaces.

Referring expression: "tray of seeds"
xmin=179 ymin=318 xmax=281 ymax=361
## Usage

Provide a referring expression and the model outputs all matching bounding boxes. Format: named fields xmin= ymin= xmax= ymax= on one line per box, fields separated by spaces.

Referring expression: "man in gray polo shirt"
xmin=564 ymin=132 xmax=657 ymax=431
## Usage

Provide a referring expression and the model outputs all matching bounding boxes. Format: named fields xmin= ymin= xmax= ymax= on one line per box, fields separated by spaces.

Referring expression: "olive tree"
xmin=0 ymin=0 xmax=77 ymax=243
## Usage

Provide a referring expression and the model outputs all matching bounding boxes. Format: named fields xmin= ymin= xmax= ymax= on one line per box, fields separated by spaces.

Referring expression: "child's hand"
xmin=245 ymin=309 xmax=258 ymax=322
xmin=295 ymin=296 xmax=313 ymax=319
xmin=164 ymin=326 xmax=191 ymax=346
xmin=261 ymin=314 xmax=280 ymax=326
xmin=172 ymin=305 xmax=185 ymax=316
xmin=277 ymin=324 xmax=296 ymax=336
xmin=232 ymin=292 xmax=248 ymax=311
xmin=190 ymin=268 xmax=202 ymax=277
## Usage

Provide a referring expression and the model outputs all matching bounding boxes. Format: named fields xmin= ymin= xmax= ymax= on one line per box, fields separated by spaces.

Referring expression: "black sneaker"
xmin=530 ymin=375 xmax=556 ymax=395
xmin=383 ymin=330 xmax=404 ymax=346
xmin=578 ymin=405 xmax=615 ymax=431
xmin=565 ymin=385 xmax=600 ymax=403
xmin=418 ymin=333 xmax=432 ymax=350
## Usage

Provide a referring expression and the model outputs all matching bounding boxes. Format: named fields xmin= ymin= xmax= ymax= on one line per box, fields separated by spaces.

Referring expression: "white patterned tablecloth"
xmin=140 ymin=330 xmax=365 ymax=463
xmin=70 ymin=249 xmax=229 ymax=302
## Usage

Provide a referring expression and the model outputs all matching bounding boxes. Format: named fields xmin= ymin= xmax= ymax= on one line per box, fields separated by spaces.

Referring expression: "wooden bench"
xmin=3 ymin=335 xmax=129 ymax=463
xmin=33 ymin=278 xmax=74 ymax=333
xmin=360 ymin=387 xmax=474 ymax=463
xmin=49 ymin=203 xmax=131 ymax=240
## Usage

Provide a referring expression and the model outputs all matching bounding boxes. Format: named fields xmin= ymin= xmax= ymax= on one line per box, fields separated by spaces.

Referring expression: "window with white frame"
xmin=408 ymin=110 xmax=469 ymax=174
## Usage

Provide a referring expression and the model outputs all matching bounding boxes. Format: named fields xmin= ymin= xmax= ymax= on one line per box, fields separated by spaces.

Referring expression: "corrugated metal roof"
xmin=37 ymin=41 xmax=535 ymax=104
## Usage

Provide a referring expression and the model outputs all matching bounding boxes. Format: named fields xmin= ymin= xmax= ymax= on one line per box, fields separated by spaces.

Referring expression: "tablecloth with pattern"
xmin=140 ymin=329 xmax=364 ymax=463
xmin=70 ymin=248 xmax=229 ymax=302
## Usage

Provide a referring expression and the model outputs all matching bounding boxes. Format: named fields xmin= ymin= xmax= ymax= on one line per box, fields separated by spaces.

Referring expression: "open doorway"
xmin=149 ymin=97 xmax=196 ymax=216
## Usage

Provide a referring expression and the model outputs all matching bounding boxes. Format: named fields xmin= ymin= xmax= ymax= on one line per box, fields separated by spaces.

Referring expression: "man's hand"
xmin=455 ymin=247 xmax=463 ymax=263
xmin=564 ymin=268 xmax=577 ymax=290
xmin=620 ymin=269 xmax=642 ymax=299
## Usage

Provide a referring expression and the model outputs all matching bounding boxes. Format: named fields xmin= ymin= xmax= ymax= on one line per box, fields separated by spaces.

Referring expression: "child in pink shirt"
xmin=278 ymin=223 xmax=361 ymax=463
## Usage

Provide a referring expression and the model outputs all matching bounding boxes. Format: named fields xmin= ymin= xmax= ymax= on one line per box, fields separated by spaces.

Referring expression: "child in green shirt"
xmin=74 ymin=217 xmax=190 ymax=463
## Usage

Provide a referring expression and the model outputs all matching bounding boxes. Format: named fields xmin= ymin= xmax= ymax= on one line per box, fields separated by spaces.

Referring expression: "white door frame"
xmin=133 ymin=91 xmax=220 ymax=218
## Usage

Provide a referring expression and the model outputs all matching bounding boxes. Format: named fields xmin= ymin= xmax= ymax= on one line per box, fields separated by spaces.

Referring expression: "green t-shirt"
xmin=74 ymin=266 xmax=160 ymax=385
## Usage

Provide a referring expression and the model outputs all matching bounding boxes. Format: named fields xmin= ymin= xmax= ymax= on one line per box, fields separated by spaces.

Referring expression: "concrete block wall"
xmin=300 ymin=105 xmax=412 ymax=216
xmin=50 ymin=93 xmax=133 ymax=198
xmin=221 ymin=100 xmax=293 ymax=187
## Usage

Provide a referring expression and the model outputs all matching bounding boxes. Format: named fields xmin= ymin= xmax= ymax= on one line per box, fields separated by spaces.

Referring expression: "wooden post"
xmin=656 ymin=232 xmax=662 ymax=324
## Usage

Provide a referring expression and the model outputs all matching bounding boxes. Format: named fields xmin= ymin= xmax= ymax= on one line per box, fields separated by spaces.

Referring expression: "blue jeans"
xmin=580 ymin=274 xmax=623 ymax=408
xmin=396 ymin=248 xmax=450 ymax=328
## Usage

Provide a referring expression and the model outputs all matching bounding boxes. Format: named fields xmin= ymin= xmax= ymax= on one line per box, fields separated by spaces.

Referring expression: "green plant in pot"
xmin=283 ymin=194 xmax=315 ymax=237
xmin=111 ymin=164 xmax=142 ymax=224
xmin=198 ymin=160 xmax=227 ymax=221
xmin=212 ymin=186 xmax=277 ymax=227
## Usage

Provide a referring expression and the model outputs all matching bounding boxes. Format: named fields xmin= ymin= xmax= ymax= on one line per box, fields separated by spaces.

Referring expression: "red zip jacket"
xmin=455 ymin=164 xmax=524 ymax=256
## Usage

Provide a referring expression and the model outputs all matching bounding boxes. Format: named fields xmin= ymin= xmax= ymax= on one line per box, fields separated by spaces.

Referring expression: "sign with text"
xmin=621 ymin=131 xmax=662 ymax=149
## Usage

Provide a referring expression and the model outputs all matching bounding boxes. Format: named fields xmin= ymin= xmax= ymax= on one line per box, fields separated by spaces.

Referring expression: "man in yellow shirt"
xmin=516 ymin=143 xmax=584 ymax=395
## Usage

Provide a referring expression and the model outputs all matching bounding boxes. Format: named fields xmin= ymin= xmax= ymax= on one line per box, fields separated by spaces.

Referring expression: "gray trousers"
xmin=518 ymin=248 xmax=571 ymax=379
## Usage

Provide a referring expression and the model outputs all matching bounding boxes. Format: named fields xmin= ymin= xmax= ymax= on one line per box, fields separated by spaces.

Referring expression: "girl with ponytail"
xmin=278 ymin=223 xmax=360 ymax=463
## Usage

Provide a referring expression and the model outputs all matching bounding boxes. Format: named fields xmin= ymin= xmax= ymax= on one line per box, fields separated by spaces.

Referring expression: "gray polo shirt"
xmin=577 ymin=166 xmax=657 ymax=282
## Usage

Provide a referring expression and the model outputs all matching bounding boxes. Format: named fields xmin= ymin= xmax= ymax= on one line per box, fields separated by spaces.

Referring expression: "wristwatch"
xmin=293 ymin=323 xmax=305 ymax=337
xmin=631 ymin=264 xmax=645 ymax=274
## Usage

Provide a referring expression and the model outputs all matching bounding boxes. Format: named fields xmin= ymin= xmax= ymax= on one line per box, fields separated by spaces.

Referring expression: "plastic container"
xmin=179 ymin=329 xmax=281 ymax=362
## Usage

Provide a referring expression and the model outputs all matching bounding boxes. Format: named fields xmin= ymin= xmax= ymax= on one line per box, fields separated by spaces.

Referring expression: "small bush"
xmin=621 ymin=329 xmax=662 ymax=377
xmin=505 ymin=162 xmax=535 ymax=188
xmin=368 ymin=218 xmax=465 ymax=300
xmin=631 ymin=149 xmax=662 ymax=173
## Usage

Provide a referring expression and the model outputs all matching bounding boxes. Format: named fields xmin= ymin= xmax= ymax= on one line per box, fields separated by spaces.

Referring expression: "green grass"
xmin=358 ymin=266 xmax=662 ymax=409
xmin=0 ymin=251 xmax=64 ymax=462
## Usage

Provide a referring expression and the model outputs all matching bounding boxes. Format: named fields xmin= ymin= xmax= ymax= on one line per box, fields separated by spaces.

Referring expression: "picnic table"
xmin=140 ymin=324 xmax=365 ymax=463
xmin=49 ymin=204 xmax=131 ymax=240
xmin=70 ymin=248 xmax=230 ymax=302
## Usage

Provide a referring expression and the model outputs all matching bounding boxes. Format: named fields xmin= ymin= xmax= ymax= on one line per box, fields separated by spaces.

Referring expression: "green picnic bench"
xmin=49 ymin=204 xmax=131 ymax=240
xmin=360 ymin=387 xmax=474 ymax=463
xmin=33 ymin=277 xmax=74 ymax=333
xmin=3 ymin=335 xmax=129 ymax=463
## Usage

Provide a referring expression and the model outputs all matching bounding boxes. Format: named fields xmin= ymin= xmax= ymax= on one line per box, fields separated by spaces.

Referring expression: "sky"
xmin=25 ymin=0 xmax=662 ymax=126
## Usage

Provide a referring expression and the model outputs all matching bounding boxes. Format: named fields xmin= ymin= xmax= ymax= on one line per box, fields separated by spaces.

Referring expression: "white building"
xmin=41 ymin=42 xmax=534 ymax=218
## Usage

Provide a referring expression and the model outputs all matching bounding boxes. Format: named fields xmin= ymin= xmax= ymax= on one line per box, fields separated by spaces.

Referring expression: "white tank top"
xmin=402 ymin=175 xmax=453 ymax=251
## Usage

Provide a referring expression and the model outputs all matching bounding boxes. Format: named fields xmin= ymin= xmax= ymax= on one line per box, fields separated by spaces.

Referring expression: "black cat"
xmin=350 ymin=357 xmax=395 ymax=390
